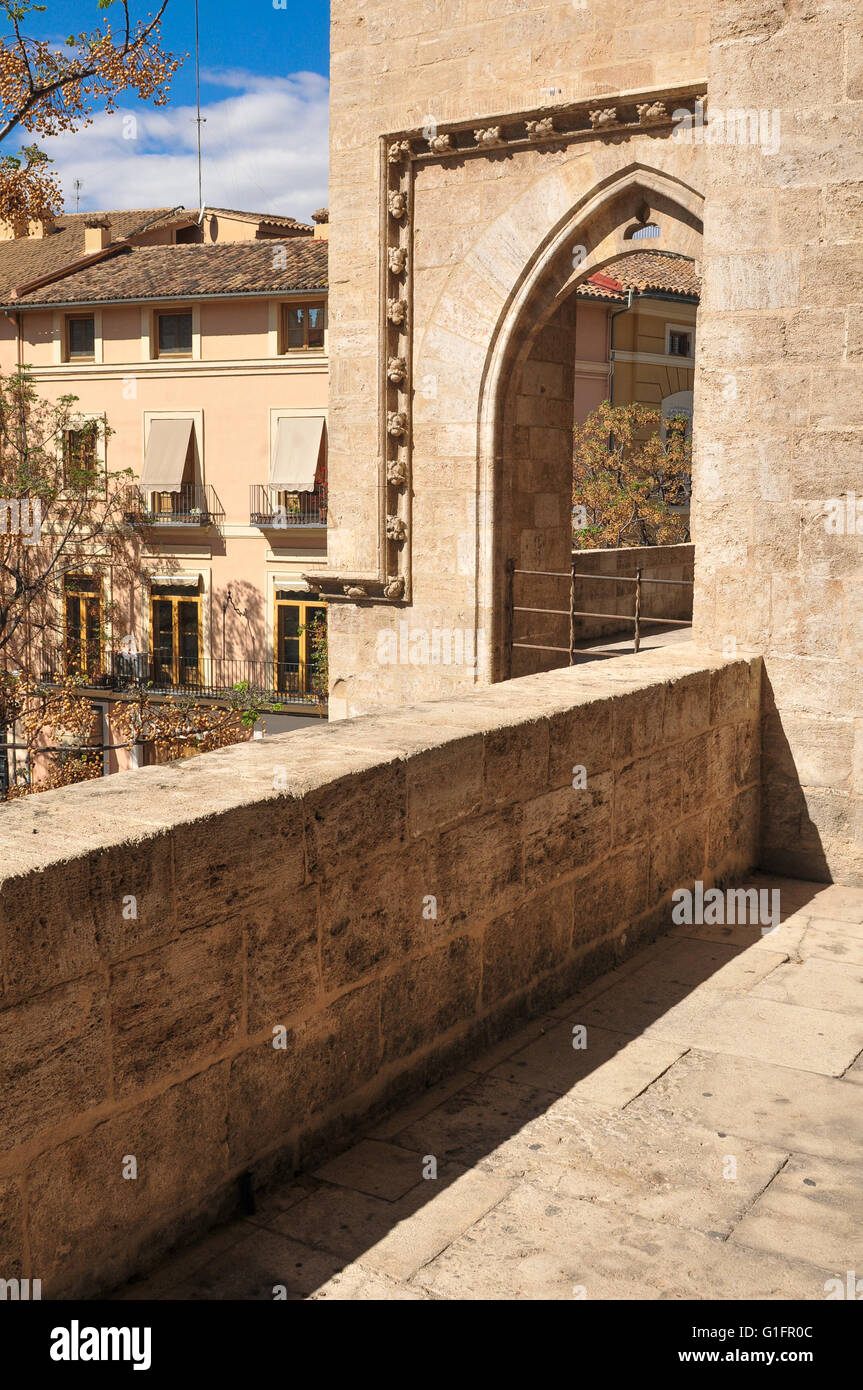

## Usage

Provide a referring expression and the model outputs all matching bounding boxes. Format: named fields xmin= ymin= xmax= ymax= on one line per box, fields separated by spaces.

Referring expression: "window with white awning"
xmin=140 ymin=418 xmax=194 ymax=492
xmin=270 ymin=416 xmax=325 ymax=492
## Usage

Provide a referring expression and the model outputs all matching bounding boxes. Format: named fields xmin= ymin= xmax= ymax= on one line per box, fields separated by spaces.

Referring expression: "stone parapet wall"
xmin=0 ymin=645 xmax=759 ymax=1297
xmin=513 ymin=544 xmax=694 ymax=675
xmin=571 ymin=542 xmax=694 ymax=640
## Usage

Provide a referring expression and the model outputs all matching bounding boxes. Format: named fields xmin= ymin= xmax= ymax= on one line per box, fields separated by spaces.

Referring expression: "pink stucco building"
xmin=0 ymin=205 xmax=330 ymax=772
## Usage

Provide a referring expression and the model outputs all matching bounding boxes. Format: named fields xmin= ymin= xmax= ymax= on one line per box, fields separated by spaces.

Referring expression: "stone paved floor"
xmin=116 ymin=875 xmax=863 ymax=1301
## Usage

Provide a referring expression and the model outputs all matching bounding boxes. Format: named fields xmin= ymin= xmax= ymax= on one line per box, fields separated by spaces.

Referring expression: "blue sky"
xmin=17 ymin=0 xmax=331 ymax=221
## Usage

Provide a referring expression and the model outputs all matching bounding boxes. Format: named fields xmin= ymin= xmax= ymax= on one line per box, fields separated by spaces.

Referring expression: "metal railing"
xmin=123 ymin=484 xmax=226 ymax=528
xmin=250 ymin=483 xmax=328 ymax=528
xmin=38 ymin=648 xmax=324 ymax=706
xmin=504 ymin=556 xmax=693 ymax=672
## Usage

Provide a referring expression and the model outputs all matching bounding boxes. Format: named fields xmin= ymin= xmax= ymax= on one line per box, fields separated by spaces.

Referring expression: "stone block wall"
xmin=511 ymin=543 xmax=693 ymax=677
xmin=692 ymin=0 xmax=863 ymax=884
xmin=324 ymin=0 xmax=709 ymax=715
xmin=570 ymin=542 xmax=694 ymax=640
xmin=0 ymin=645 xmax=759 ymax=1296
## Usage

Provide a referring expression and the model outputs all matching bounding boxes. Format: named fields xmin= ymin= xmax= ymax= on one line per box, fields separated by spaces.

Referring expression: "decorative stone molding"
xmin=589 ymin=107 xmax=619 ymax=130
xmin=474 ymin=125 xmax=504 ymax=147
xmin=307 ymin=86 xmax=706 ymax=607
xmin=387 ymin=355 xmax=407 ymax=384
xmin=637 ymin=101 xmax=667 ymax=124
xmin=387 ymin=410 xmax=408 ymax=438
xmin=387 ymin=458 xmax=408 ymax=486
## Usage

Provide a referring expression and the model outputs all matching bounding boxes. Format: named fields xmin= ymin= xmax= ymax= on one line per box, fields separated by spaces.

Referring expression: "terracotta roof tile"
xmin=7 ymin=238 xmax=328 ymax=307
xmin=577 ymin=251 xmax=700 ymax=302
xmin=0 ymin=207 xmax=188 ymax=300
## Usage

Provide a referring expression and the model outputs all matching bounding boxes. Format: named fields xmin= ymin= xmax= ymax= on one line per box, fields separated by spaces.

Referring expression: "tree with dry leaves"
xmin=0 ymin=1 xmax=181 ymax=224
xmin=572 ymin=400 xmax=691 ymax=549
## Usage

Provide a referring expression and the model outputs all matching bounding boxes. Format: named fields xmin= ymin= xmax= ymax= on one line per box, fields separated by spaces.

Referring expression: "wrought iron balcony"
xmin=250 ymin=483 xmax=328 ymax=528
xmin=123 ymin=484 xmax=226 ymax=530
xmin=38 ymin=648 xmax=325 ymax=707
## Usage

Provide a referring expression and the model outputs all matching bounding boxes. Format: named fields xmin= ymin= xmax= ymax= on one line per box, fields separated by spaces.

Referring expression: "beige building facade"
xmin=322 ymin=0 xmax=861 ymax=884
xmin=0 ymin=207 xmax=331 ymax=771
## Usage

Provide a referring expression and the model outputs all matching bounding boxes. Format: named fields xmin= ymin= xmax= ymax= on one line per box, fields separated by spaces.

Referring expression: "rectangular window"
xmin=282 ymin=301 xmax=325 ymax=351
xmin=667 ymin=328 xmax=693 ymax=357
xmin=63 ymin=425 xmax=99 ymax=489
xmin=156 ymin=312 xmax=193 ymax=356
xmin=64 ymin=574 xmax=102 ymax=677
xmin=66 ymin=315 xmax=95 ymax=360
xmin=274 ymin=591 xmax=325 ymax=696
xmin=150 ymin=581 xmax=201 ymax=686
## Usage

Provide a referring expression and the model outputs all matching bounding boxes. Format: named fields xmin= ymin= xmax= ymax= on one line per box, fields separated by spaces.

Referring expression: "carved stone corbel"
xmin=637 ymin=100 xmax=667 ymax=125
xmin=589 ymin=107 xmax=618 ymax=129
xmin=388 ymin=190 xmax=408 ymax=219
xmin=386 ymin=458 xmax=408 ymax=486
xmin=428 ymin=133 xmax=451 ymax=154
xmin=383 ymin=577 xmax=405 ymax=600
xmin=525 ymin=116 xmax=555 ymax=138
xmin=343 ymin=584 xmax=368 ymax=598
xmin=388 ymin=140 xmax=412 ymax=163
xmin=386 ymin=516 xmax=407 ymax=542
xmin=474 ymin=126 xmax=504 ymax=147
xmin=387 ymin=355 xmax=407 ymax=384
xmin=387 ymin=297 xmax=408 ymax=325
xmin=387 ymin=411 xmax=408 ymax=438
xmin=388 ymin=246 xmax=407 ymax=275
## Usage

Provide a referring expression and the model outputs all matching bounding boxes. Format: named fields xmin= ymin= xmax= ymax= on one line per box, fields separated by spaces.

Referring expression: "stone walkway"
xmin=116 ymin=875 xmax=863 ymax=1300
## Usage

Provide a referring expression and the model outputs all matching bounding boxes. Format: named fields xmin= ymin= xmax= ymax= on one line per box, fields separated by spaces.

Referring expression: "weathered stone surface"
xmin=227 ymin=983 xmax=381 ymax=1167
xmin=27 ymin=1066 xmax=229 ymax=1298
xmin=732 ymin=1152 xmax=863 ymax=1275
xmin=489 ymin=1020 xmax=685 ymax=1106
xmin=481 ymin=885 xmax=572 ymax=1007
xmin=0 ymin=976 xmax=110 ymax=1150
xmin=381 ymin=936 xmax=481 ymax=1062
xmin=246 ymin=888 xmax=321 ymax=1034
xmin=0 ymin=1179 xmax=25 ymax=1279
xmin=172 ymin=802 xmax=307 ymax=932
xmin=109 ymin=922 xmax=244 ymax=1094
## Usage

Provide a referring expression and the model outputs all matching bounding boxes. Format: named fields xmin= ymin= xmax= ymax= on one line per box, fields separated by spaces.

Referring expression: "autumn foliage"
xmin=572 ymin=400 xmax=692 ymax=549
xmin=0 ymin=1 xmax=182 ymax=222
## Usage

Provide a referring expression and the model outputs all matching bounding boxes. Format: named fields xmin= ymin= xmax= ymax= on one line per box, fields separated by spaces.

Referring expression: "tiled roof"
xmin=0 ymin=207 xmax=190 ymax=300
xmin=8 ymin=238 xmax=329 ymax=307
xmin=577 ymin=251 xmax=700 ymax=301
xmin=205 ymin=207 xmax=312 ymax=229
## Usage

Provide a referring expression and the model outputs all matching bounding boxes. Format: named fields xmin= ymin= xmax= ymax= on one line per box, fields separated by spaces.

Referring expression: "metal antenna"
xmin=194 ymin=0 xmax=206 ymax=220
xmin=73 ymin=179 xmax=82 ymax=212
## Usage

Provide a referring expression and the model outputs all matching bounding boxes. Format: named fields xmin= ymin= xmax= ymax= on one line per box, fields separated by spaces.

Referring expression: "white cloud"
xmin=38 ymin=71 xmax=329 ymax=222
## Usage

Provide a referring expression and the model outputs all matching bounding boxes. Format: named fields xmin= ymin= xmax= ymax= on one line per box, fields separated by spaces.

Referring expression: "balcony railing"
xmin=250 ymin=483 xmax=328 ymax=528
xmin=38 ymin=648 xmax=325 ymax=707
xmin=123 ymin=484 xmax=226 ymax=529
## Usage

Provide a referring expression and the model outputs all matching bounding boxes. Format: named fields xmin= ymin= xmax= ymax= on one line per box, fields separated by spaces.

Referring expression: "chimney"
xmin=312 ymin=208 xmax=329 ymax=241
xmin=27 ymin=214 xmax=56 ymax=239
xmin=83 ymin=216 xmax=111 ymax=252
xmin=0 ymin=213 xmax=28 ymax=240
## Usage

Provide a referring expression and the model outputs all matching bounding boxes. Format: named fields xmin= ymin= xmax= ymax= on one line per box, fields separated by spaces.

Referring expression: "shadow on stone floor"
xmin=107 ymin=871 xmax=863 ymax=1301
